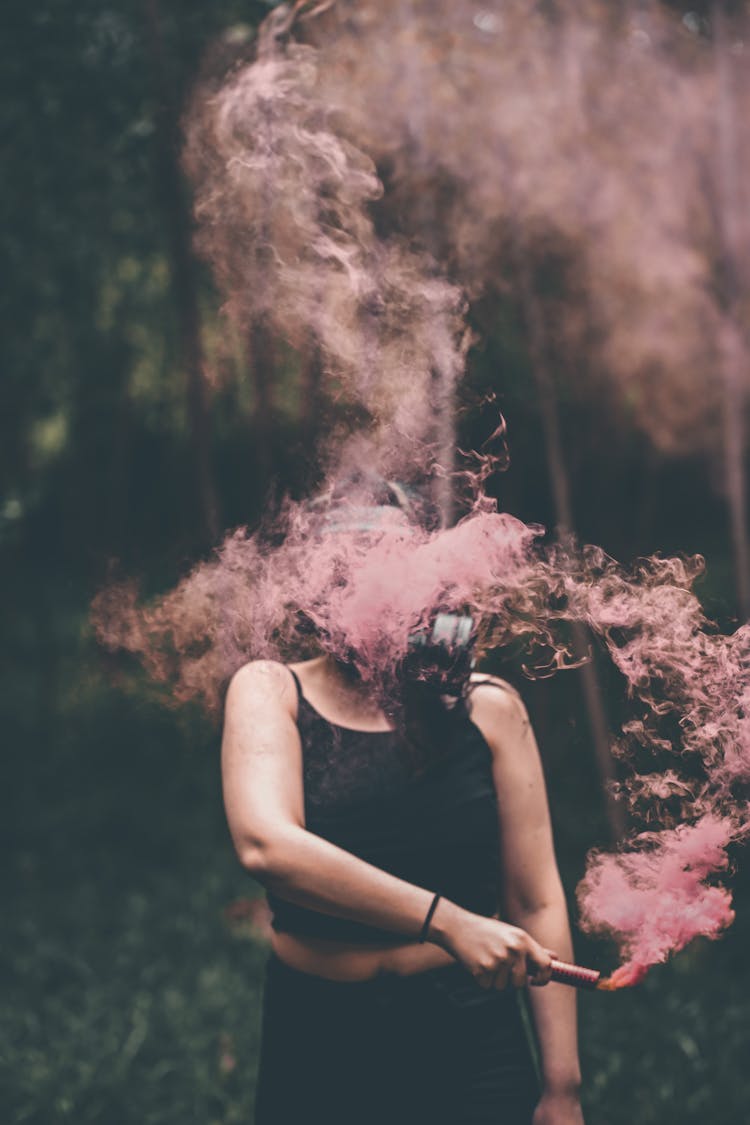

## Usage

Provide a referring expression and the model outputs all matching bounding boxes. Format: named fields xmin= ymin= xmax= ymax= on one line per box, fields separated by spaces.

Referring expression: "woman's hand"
xmin=532 ymin=1087 xmax=585 ymax=1125
xmin=430 ymin=901 xmax=553 ymax=989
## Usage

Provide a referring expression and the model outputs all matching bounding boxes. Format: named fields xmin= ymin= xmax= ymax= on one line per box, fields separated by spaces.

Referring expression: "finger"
xmin=474 ymin=968 xmax=494 ymax=990
xmin=527 ymin=958 xmax=552 ymax=986
xmin=510 ymin=958 xmax=527 ymax=989
xmin=525 ymin=942 xmax=553 ymax=985
xmin=527 ymin=955 xmax=553 ymax=985
xmin=492 ymin=963 xmax=510 ymax=991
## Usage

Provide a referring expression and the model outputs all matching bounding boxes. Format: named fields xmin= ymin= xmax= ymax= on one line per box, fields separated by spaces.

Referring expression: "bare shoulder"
xmin=225 ymin=659 xmax=298 ymax=717
xmin=468 ymin=674 xmax=531 ymax=749
xmin=469 ymin=673 xmax=527 ymax=715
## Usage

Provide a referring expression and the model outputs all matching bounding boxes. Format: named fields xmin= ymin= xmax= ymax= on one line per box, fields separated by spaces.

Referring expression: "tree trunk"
xmin=143 ymin=0 xmax=220 ymax=545
xmin=399 ymin=0 xmax=455 ymax=526
xmin=517 ymin=254 xmax=626 ymax=842
xmin=713 ymin=4 xmax=750 ymax=620
xmin=247 ymin=318 xmax=276 ymax=488
xmin=300 ymin=341 xmax=323 ymax=442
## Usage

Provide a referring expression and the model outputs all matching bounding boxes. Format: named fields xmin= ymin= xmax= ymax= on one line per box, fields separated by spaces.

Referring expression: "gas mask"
xmin=401 ymin=612 xmax=476 ymax=705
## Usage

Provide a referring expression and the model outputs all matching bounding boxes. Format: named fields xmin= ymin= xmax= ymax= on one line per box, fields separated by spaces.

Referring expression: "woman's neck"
xmin=289 ymin=653 xmax=396 ymax=729
xmin=318 ymin=654 xmax=386 ymax=716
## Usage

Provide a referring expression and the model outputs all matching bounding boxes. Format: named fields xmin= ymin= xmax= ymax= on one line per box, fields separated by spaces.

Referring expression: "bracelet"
xmin=418 ymin=893 xmax=442 ymax=943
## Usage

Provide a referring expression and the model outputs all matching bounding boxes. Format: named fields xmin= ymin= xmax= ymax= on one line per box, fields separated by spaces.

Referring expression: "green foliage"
xmin=3 ymin=849 xmax=268 ymax=1125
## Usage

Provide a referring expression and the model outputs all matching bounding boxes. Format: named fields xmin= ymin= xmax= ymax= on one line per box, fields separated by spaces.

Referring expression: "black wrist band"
xmin=418 ymin=893 xmax=441 ymax=943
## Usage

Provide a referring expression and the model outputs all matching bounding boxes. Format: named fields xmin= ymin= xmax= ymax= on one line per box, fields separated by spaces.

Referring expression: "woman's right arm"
xmin=221 ymin=660 xmax=552 ymax=988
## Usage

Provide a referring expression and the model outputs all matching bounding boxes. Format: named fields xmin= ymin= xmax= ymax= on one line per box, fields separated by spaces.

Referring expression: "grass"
xmin=3 ymin=863 xmax=268 ymax=1125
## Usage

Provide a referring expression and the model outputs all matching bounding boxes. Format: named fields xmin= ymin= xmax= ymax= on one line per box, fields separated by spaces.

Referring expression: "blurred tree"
xmin=143 ymin=0 xmax=220 ymax=544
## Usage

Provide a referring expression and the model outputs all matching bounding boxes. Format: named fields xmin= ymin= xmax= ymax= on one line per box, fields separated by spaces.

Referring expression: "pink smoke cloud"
xmin=96 ymin=1 xmax=750 ymax=986
xmin=94 ymin=472 xmax=750 ymax=978
xmin=579 ymin=815 xmax=736 ymax=984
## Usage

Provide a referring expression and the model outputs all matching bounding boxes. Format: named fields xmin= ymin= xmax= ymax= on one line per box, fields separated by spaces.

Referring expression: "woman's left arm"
xmin=470 ymin=682 xmax=584 ymax=1125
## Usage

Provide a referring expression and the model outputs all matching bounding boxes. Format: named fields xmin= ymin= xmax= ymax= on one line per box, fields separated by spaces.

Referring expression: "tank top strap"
xmin=287 ymin=667 xmax=303 ymax=703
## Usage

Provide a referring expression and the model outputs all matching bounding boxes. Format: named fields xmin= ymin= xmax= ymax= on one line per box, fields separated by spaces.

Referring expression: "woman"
xmin=221 ymin=495 xmax=584 ymax=1125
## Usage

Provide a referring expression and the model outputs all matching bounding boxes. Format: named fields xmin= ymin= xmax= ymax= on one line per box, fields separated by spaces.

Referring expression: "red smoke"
xmin=308 ymin=0 xmax=747 ymax=458
xmin=580 ymin=816 xmax=736 ymax=987
xmin=94 ymin=477 xmax=750 ymax=978
xmin=95 ymin=1 xmax=750 ymax=985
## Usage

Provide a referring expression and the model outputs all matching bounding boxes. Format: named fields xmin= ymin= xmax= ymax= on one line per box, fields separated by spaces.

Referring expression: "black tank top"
xmin=267 ymin=671 xmax=503 ymax=944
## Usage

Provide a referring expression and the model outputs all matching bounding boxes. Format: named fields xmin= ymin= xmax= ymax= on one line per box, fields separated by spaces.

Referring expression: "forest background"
xmin=2 ymin=1 xmax=749 ymax=1122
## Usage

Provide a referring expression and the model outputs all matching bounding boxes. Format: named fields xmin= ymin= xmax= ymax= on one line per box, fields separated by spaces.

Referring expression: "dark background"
xmin=2 ymin=2 xmax=748 ymax=1122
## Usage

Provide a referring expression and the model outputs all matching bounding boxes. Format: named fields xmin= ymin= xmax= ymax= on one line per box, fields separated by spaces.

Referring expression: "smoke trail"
xmin=182 ymin=12 xmax=469 ymax=484
xmin=305 ymin=1 xmax=750 ymax=489
xmin=296 ymin=0 xmax=750 ymax=977
xmin=95 ymin=1 xmax=750 ymax=982
xmin=94 ymin=475 xmax=750 ymax=979
xmin=573 ymin=553 xmax=750 ymax=981
xmin=310 ymin=1 xmax=750 ymax=610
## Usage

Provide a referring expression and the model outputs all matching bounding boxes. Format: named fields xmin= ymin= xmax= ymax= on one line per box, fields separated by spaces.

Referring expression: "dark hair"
xmin=396 ymin=611 xmax=477 ymax=771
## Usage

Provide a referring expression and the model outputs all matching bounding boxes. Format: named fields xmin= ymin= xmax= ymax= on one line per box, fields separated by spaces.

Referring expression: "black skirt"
xmin=254 ymin=954 xmax=540 ymax=1125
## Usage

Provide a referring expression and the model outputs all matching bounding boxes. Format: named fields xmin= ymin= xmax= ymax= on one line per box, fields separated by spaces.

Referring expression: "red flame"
xmin=597 ymin=962 xmax=650 ymax=991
